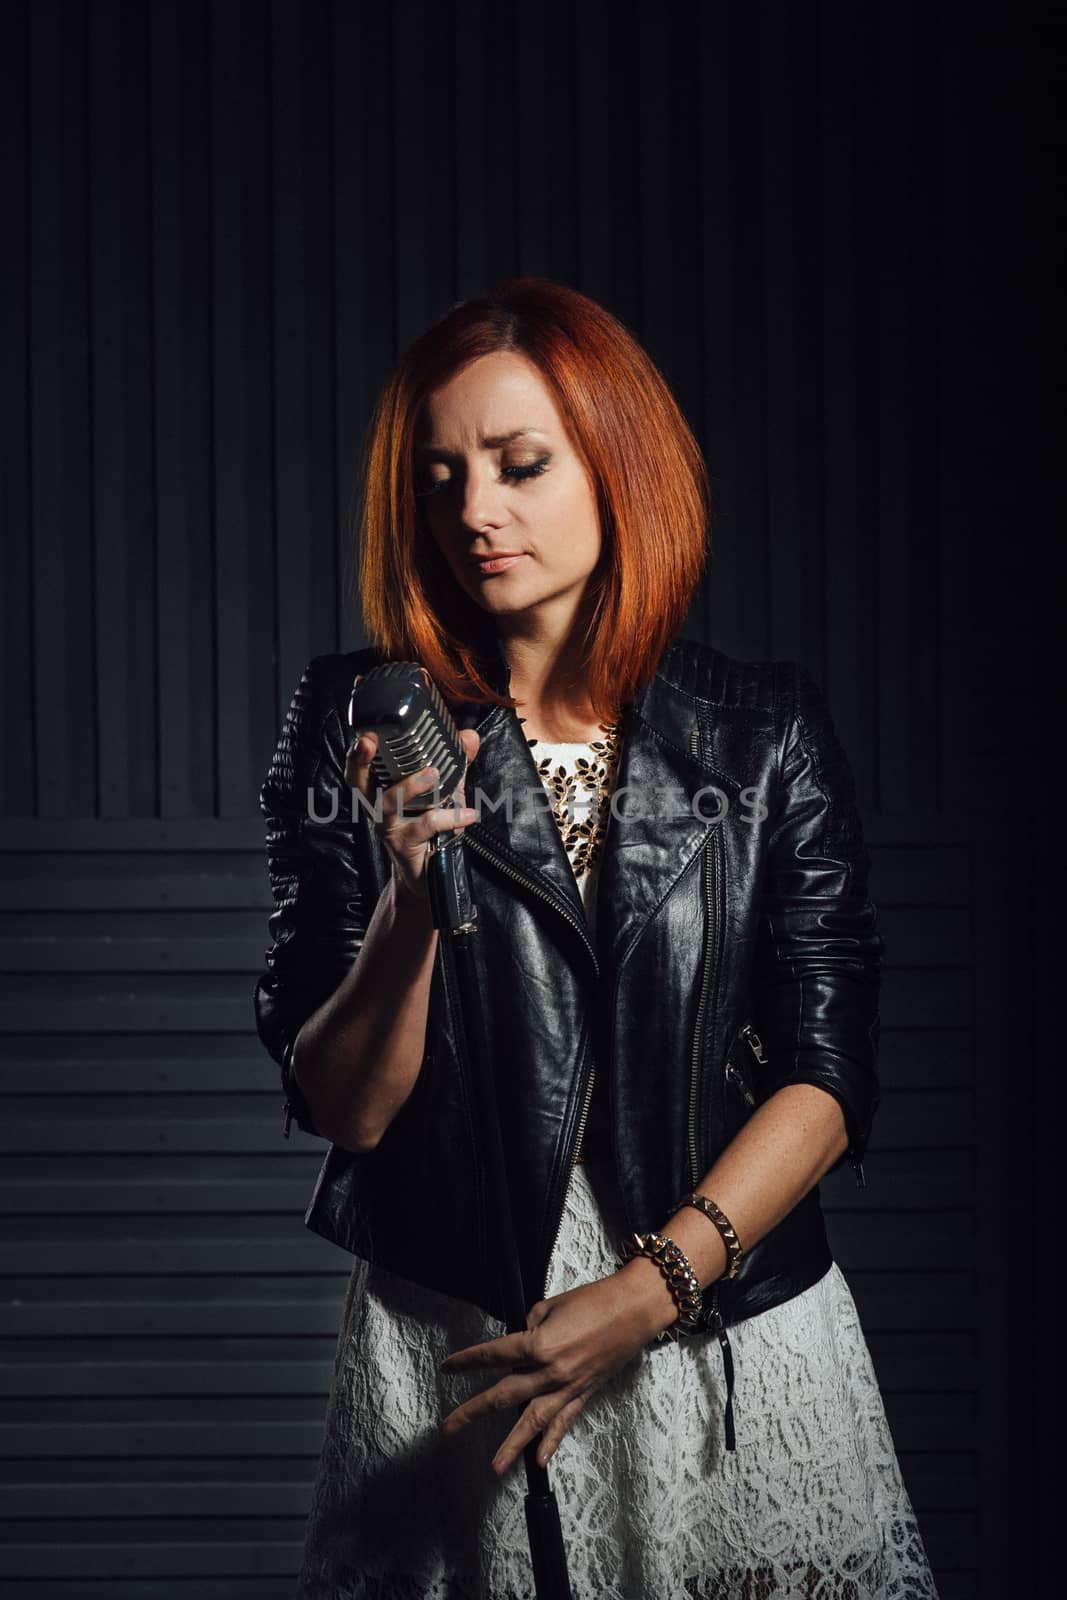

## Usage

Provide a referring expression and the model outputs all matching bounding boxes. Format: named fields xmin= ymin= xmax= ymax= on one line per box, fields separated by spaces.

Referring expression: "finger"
xmin=533 ymin=1392 xmax=589 ymax=1468
xmin=440 ymin=1330 xmax=530 ymax=1374
xmin=344 ymin=729 xmax=378 ymax=793
xmin=345 ymin=674 xmax=365 ymax=732
xmin=380 ymin=797 xmax=479 ymax=847
xmin=434 ymin=728 xmax=480 ymax=810
xmin=491 ymin=1392 xmax=587 ymax=1477
xmin=526 ymin=1298 xmax=552 ymax=1330
xmin=378 ymin=763 xmax=446 ymax=819
xmin=440 ymin=1369 xmax=550 ymax=1438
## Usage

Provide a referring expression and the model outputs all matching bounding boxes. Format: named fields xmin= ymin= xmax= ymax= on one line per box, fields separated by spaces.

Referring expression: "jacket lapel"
xmin=452 ymin=638 xmax=742 ymax=973
xmin=463 ymin=707 xmax=590 ymax=925
xmin=593 ymin=667 xmax=741 ymax=975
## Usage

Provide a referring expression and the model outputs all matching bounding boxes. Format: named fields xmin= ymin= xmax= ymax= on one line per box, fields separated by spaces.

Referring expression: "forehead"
xmin=415 ymin=352 xmax=562 ymax=445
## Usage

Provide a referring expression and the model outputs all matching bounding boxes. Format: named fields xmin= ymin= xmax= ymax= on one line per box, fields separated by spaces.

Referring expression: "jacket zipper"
xmin=436 ymin=919 xmax=492 ymax=1308
xmin=688 ymin=727 xmax=737 ymax=1452
xmin=461 ymin=830 xmax=600 ymax=1301
xmin=688 ymin=725 xmax=716 ymax=1188
xmin=464 ymin=830 xmax=600 ymax=973
xmin=723 ymin=1018 xmax=763 ymax=1110
xmin=539 ymin=1036 xmax=595 ymax=1297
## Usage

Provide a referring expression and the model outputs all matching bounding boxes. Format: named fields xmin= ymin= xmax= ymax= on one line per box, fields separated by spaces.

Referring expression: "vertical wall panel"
xmin=480 ymin=0 xmax=520 ymax=289
xmin=514 ymin=1 xmax=550 ymax=281
xmin=89 ymin=0 xmax=158 ymax=818
xmin=637 ymin=16 xmax=672 ymax=379
xmin=390 ymin=0 xmax=429 ymax=354
xmin=761 ymin=0 xmax=808 ymax=669
xmin=150 ymin=0 xmax=215 ymax=819
xmin=574 ymin=0 xmax=617 ymax=309
xmin=0 ymin=0 xmax=33 ymax=814
xmin=210 ymin=0 xmax=275 ymax=818
xmin=665 ymin=14 xmax=707 ymax=501
xmin=818 ymin=0 xmax=867 ymax=790
xmin=452 ymin=0 xmax=490 ymax=300
xmin=331 ymin=0 xmax=394 ymax=651
xmin=873 ymin=5 xmax=919 ymax=814
xmin=696 ymin=1 xmax=737 ymax=655
xmin=270 ymin=0 xmax=337 ymax=714
xmin=539 ymin=0 xmax=581 ymax=296
xmin=28 ymin=0 xmax=95 ymax=819
xmin=724 ymin=0 xmax=772 ymax=661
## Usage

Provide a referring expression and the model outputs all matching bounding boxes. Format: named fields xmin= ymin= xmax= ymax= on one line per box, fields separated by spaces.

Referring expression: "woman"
xmin=254 ymin=279 xmax=939 ymax=1598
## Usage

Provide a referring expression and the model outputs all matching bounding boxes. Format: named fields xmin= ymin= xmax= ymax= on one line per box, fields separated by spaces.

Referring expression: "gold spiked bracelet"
xmin=673 ymin=1192 xmax=744 ymax=1281
xmin=615 ymin=1230 xmax=704 ymax=1342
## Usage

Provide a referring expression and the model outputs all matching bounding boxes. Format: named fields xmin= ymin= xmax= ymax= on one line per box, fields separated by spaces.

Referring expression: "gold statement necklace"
xmin=517 ymin=715 xmax=624 ymax=879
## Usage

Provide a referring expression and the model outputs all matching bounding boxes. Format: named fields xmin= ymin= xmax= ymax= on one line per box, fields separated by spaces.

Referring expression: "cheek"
xmin=558 ymin=481 xmax=601 ymax=565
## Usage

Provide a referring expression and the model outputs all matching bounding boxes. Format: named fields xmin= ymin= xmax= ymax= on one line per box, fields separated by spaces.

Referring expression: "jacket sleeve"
xmin=253 ymin=655 xmax=374 ymax=1140
xmin=749 ymin=661 xmax=884 ymax=1180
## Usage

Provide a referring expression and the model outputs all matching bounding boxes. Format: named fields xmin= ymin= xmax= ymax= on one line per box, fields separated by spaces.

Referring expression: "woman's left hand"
xmin=439 ymin=1264 xmax=675 ymax=1475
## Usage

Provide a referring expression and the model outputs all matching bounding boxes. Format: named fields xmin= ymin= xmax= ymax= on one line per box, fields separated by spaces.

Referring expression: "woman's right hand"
xmin=344 ymin=717 xmax=481 ymax=906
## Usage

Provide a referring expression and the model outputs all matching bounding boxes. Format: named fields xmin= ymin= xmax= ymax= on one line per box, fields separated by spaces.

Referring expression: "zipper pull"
xmin=850 ymin=1152 xmax=867 ymax=1190
xmin=724 ymin=1060 xmax=756 ymax=1109
xmin=707 ymin=1285 xmax=737 ymax=1452
xmin=740 ymin=1019 xmax=767 ymax=1065
xmin=283 ymin=1099 xmax=294 ymax=1140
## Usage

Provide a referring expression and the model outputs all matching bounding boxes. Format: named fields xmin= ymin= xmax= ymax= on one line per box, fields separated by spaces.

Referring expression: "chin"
xmin=460 ymin=575 xmax=538 ymax=612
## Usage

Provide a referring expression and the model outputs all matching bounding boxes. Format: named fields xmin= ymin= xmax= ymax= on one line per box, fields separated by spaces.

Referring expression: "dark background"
xmin=0 ymin=1 xmax=1059 ymax=1594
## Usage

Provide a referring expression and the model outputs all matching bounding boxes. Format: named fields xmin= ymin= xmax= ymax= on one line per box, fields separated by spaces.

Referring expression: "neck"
xmin=492 ymin=591 xmax=604 ymax=729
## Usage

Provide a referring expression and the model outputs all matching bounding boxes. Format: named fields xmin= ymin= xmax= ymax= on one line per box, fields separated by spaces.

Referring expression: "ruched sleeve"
xmin=253 ymin=655 xmax=376 ymax=1140
xmin=750 ymin=662 xmax=885 ymax=1181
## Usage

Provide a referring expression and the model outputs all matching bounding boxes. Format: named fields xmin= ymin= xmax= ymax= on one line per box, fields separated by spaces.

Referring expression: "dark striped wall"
xmin=0 ymin=2 xmax=1056 ymax=1596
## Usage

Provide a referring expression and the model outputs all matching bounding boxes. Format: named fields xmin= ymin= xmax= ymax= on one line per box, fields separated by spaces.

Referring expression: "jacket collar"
xmin=457 ymin=636 xmax=742 ymax=973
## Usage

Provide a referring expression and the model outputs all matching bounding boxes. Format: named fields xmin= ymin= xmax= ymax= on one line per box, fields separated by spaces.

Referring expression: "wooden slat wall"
xmin=0 ymin=2 xmax=1055 ymax=1596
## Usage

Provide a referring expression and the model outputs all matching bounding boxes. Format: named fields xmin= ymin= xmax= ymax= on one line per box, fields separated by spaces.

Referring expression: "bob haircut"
xmin=358 ymin=277 xmax=711 ymax=722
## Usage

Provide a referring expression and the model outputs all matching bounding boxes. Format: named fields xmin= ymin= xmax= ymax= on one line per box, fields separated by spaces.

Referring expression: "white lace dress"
xmin=296 ymin=740 xmax=940 ymax=1600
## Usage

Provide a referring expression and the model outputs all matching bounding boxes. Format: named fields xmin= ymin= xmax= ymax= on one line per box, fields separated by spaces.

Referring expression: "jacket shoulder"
xmin=302 ymin=645 xmax=386 ymax=696
xmin=654 ymin=637 xmax=794 ymax=714
xmin=260 ymin=647 xmax=387 ymax=803
xmin=289 ymin=646 xmax=390 ymax=724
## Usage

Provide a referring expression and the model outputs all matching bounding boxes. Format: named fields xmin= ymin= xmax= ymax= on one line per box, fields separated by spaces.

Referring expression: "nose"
xmin=456 ymin=462 xmax=509 ymax=533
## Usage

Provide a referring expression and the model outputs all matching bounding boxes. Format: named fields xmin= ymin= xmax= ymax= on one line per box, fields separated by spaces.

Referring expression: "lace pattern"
xmin=296 ymin=1152 xmax=939 ymax=1599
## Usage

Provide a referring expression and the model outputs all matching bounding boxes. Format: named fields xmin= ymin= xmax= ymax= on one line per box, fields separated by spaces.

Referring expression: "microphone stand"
xmin=426 ymin=829 xmax=573 ymax=1600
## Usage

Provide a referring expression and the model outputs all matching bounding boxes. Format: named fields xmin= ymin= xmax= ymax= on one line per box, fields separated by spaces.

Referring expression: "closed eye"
xmin=416 ymin=457 xmax=551 ymax=497
xmin=503 ymin=458 xmax=550 ymax=483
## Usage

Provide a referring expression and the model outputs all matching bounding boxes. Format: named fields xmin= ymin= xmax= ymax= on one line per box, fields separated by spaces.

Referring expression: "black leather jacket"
xmin=254 ymin=635 xmax=883 ymax=1441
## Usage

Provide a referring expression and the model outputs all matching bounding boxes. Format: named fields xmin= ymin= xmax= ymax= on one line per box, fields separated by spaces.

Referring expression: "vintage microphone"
xmin=348 ymin=662 xmax=573 ymax=1600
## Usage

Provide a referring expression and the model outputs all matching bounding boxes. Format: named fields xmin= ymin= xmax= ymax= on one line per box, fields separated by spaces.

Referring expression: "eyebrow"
xmin=415 ymin=428 xmax=550 ymax=460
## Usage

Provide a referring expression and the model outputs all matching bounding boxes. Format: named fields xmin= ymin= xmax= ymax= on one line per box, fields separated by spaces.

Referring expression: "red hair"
xmin=357 ymin=277 xmax=710 ymax=721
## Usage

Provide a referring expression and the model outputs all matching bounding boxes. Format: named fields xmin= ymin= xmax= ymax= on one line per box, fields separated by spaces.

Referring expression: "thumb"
xmin=526 ymin=1298 xmax=552 ymax=1330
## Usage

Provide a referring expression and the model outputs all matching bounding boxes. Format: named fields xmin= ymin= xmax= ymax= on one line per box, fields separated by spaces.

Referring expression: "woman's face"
xmin=414 ymin=351 xmax=603 ymax=629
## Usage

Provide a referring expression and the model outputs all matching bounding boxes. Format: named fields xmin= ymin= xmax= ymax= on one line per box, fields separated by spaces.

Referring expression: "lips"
xmin=470 ymin=553 xmax=528 ymax=575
